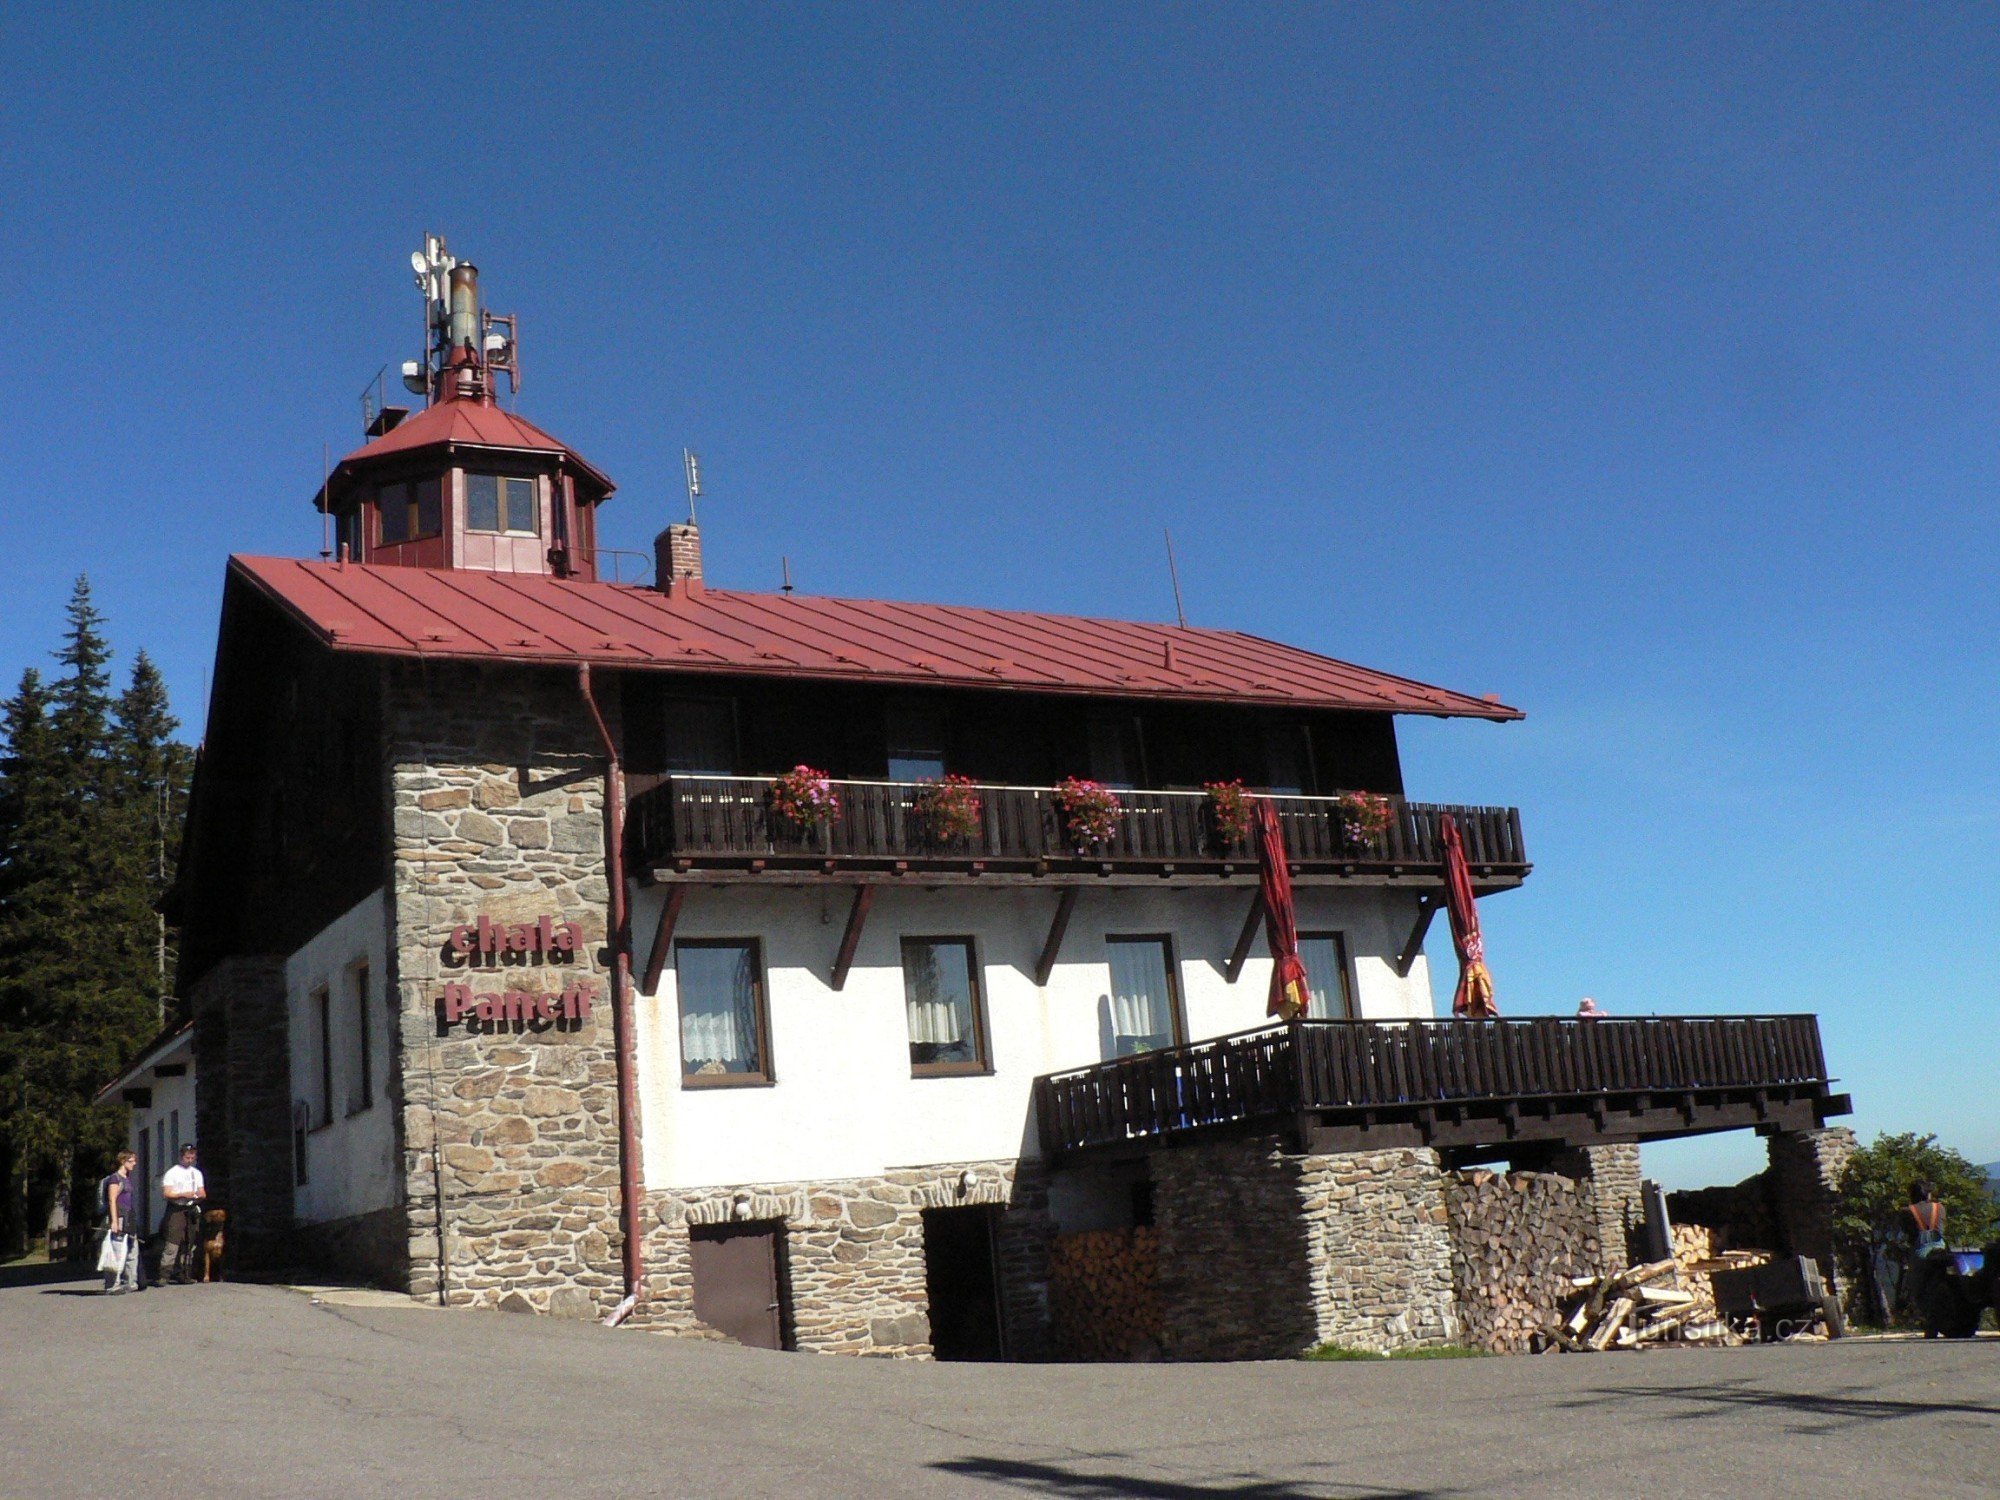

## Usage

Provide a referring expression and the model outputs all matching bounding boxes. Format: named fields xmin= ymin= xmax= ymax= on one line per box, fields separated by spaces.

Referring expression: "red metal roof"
xmin=229 ymin=556 xmax=1522 ymax=719
xmin=314 ymin=397 xmax=614 ymax=509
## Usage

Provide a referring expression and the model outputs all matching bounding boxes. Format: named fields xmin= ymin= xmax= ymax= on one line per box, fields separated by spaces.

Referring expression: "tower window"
xmin=467 ymin=474 xmax=538 ymax=535
xmin=376 ymin=479 xmax=441 ymax=545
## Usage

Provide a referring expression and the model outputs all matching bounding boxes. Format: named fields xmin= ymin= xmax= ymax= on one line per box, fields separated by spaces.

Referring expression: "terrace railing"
xmin=1033 ymin=1014 xmax=1836 ymax=1161
xmin=628 ymin=775 xmax=1527 ymax=882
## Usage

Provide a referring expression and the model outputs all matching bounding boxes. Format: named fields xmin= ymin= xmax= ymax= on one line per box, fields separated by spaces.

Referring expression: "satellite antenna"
xmin=683 ymin=449 xmax=702 ymax=526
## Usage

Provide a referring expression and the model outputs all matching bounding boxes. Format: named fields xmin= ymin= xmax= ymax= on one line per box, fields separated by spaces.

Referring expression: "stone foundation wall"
xmin=1666 ymin=1176 xmax=1777 ymax=1254
xmin=638 ymin=1159 xmax=1050 ymax=1357
xmin=1152 ymin=1138 xmax=1457 ymax=1359
xmin=1766 ymin=1127 xmax=1855 ymax=1292
xmin=1444 ymin=1169 xmax=1602 ymax=1352
xmin=189 ymin=956 xmax=293 ymax=1271
xmin=294 ymin=1203 xmax=409 ymax=1289
xmin=386 ymin=664 xmax=626 ymax=1314
xmin=1667 ymin=1128 xmax=1854 ymax=1294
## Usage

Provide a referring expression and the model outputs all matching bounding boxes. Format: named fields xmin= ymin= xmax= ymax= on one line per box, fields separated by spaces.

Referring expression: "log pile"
xmin=1048 ymin=1226 xmax=1162 ymax=1361
xmin=1670 ymin=1222 xmax=1769 ymax=1314
xmin=1444 ymin=1170 xmax=1599 ymax=1354
xmin=1555 ymin=1257 xmax=1744 ymax=1351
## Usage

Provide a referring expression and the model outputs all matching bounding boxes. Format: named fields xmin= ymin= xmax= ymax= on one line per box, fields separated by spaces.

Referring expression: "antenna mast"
xmin=1164 ymin=528 xmax=1188 ymax=629
xmin=683 ymin=449 xmax=702 ymax=526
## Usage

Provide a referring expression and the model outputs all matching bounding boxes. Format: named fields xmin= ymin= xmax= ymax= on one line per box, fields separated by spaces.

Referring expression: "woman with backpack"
xmin=98 ymin=1151 xmax=142 ymax=1295
xmin=1904 ymin=1180 xmax=1947 ymax=1332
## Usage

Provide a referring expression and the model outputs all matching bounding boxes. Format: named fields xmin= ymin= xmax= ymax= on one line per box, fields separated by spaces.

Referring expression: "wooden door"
xmin=691 ymin=1223 xmax=785 ymax=1350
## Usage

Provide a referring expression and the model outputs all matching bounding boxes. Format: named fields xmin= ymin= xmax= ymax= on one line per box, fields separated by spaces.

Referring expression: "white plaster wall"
xmin=632 ymin=882 xmax=1442 ymax=1191
xmin=286 ymin=889 xmax=397 ymax=1225
xmin=124 ymin=1043 xmax=197 ymax=1234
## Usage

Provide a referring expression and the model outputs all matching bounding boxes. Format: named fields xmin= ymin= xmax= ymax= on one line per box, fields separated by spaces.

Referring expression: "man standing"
xmin=159 ymin=1143 xmax=207 ymax=1284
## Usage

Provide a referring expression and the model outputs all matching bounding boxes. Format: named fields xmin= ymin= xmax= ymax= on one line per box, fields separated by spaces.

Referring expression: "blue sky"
xmin=3 ymin=6 xmax=1995 ymax=1185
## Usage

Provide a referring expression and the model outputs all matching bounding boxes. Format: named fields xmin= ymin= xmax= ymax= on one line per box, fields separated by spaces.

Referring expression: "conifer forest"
xmin=0 ymin=579 xmax=191 ymax=1254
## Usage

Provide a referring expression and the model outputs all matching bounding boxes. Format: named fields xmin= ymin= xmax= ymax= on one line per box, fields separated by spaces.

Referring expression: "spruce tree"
xmin=0 ymin=580 xmax=188 ymax=1252
xmin=0 ymin=669 xmax=57 ymax=1252
xmin=109 ymin=651 xmax=190 ymax=1026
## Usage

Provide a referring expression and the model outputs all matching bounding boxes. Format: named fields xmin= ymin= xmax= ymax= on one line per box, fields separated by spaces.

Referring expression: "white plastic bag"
xmin=97 ymin=1232 xmax=128 ymax=1276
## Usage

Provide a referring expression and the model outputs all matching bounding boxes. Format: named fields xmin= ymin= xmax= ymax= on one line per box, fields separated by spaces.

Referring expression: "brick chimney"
xmin=656 ymin=523 xmax=703 ymax=593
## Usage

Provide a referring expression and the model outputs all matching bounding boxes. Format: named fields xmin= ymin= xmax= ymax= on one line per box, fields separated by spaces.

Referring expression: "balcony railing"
xmin=628 ymin=775 xmax=1528 ymax=884
xmin=1033 ymin=1015 xmax=1844 ymax=1161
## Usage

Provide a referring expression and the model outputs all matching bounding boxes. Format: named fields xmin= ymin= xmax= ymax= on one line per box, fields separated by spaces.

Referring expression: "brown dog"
xmin=198 ymin=1209 xmax=226 ymax=1282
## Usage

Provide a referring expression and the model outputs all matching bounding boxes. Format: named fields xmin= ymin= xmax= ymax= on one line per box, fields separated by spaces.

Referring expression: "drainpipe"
xmin=577 ymin=663 xmax=643 ymax=1323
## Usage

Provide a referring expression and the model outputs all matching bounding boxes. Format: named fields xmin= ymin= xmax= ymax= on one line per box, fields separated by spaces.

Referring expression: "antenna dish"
xmin=410 ymin=250 xmax=428 ymax=277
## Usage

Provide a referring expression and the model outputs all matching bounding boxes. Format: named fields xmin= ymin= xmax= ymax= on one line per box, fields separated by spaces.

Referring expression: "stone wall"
xmin=638 ymin=1158 xmax=1050 ymax=1356
xmin=189 ymin=956 xmax=292 ymax=1271
xmin=1666 ymin=1175 xmax=1777 ymax=1254
xmin=1151 ymin=1138 xmax=1458 ymax=1359
xmin=385 ymin=663 xmax=627 ymax=1314
xmin=1444 ymin=1170 xmax=1602 ymax=1352
xmin=1765 ymin=1127 xmax=1855 ymax=1292
xmin=1667 ymin=1128 xmax=1855 ymax=1294
xmin=295 ymin=1204 xmax=408 ymax=1289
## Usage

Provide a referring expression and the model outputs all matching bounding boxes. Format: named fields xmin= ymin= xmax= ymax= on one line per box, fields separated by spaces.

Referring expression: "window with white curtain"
xmin=1105 ymin=937 xmax=1183 ymax=1056
xmin=1298 ymin=932 xmax=1354 ymax=1020
xmin=901 ymin=938 xmax=987 ymax=1074
xmin=677 ymin=940 xmax=770 ymax=1084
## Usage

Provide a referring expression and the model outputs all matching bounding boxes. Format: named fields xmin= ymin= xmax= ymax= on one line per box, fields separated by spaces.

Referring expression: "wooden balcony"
xmin=628 ymin=775 xmax=1529 ymax=889
xmin=1033 ymin=1015 xmax=1850 ymax=1164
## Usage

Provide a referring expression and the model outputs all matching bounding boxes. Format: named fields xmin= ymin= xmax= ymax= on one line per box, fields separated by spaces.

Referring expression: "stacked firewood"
xmin=1556 ymin=1257 xmax=1741 ymax=1351
xmin=1048 ymin=1226 xmax=1162 ymax=1361
xmin=1670 ymin=1222 xmax=1769 ymax=1314
xmin=1445 ymin=1171 xmax=1599 ymax=1354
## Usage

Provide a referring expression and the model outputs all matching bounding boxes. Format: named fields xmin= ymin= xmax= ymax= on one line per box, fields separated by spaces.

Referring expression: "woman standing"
xmin=99 ymin=1151 xmax=142 ymax=1295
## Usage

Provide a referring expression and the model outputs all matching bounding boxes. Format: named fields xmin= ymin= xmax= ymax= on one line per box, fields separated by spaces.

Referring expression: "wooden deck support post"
xmin=640 ymin=885 xmax=689 ymax=994
xmin=1224 ymin=894 xmax=1265 ymax=983
xmin=830 ymin=885 xmax=874 ymax=992
xmin=1035 ymin=888 xmax=1080 ymax=987
xmin=1394 ymin=893 xmax=1441 ymax=978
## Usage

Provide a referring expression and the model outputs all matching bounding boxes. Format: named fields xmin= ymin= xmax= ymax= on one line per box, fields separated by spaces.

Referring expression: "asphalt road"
xmin=4 ymin=1263 xmax=1996 ymax=1499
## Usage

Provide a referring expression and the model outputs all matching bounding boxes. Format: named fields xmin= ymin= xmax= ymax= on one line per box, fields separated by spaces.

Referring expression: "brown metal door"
xmin=690 ymin=1223 xmax=784 ymax=1350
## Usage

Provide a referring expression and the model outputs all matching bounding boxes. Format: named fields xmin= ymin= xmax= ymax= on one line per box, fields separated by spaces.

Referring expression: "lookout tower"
xmin=312 ymin=236 xmax=615 ymax=578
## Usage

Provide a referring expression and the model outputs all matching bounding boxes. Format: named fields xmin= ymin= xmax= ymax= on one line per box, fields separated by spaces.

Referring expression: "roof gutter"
xmin=577 ymin=663 xmax=644 ymax=1322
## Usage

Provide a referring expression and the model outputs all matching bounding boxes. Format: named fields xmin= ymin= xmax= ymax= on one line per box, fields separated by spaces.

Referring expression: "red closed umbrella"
xmin=1440 ymin=812 xmax=1497 ymax=1018
xmin=1255 ymin=798 xmax=1312 ymax=1021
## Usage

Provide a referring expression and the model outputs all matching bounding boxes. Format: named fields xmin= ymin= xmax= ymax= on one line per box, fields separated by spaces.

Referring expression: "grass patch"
xmin=1305 ymin=1342 xmax=1489 ymax=1361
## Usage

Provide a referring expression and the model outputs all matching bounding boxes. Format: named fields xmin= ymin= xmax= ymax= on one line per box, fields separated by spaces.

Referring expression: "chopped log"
xmin=1587 ymin=1296 xmax=1635 ymax=1351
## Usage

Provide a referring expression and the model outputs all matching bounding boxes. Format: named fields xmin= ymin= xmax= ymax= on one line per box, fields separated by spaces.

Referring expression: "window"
xmin=467 ymin=473 xmax=538 ymax=534
xmin=348 ymin=963 xmax=373 ymax=1115
xmin=379 ymin=482 xmax=409 ymax=544
xmin=1105 ymin=937 xmax=1184 ymax=1056
xmin=1088 ymin=714 xmax=1146 ymax=789
xmin=312 ymin=986 xmax=333 ymax=1128
xmin=337 ymin=508 xmax=363 ymax=561
xmin=664 ymin=698 xmax=738 ymax=775
xmin=887 ymin=704 xmax=946 ymax=782
xmin=902 ymin=938 xmax=988 ymax=1075
xmin=1298 ymin=932 xmax=1354 ymax=1020
xmin=375 ymin=479 xmax=441 ymax=545
xmin=677 ymin=940 xmax=771 ymax=1084
xmin=1261 ymin=722 xmax=1311 ymax=795
xmin=169 ymin=1110 xmax=180 ymax=1158
xmin=138 ymin=1127 xmax=150 ymax=1230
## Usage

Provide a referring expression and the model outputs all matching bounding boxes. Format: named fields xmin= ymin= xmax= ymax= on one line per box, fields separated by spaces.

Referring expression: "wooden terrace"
xmin=628 ymin=775 xmax=1528 ymax=890
xmin=1032 ymin=1015 xmax=1851 ymax=1164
